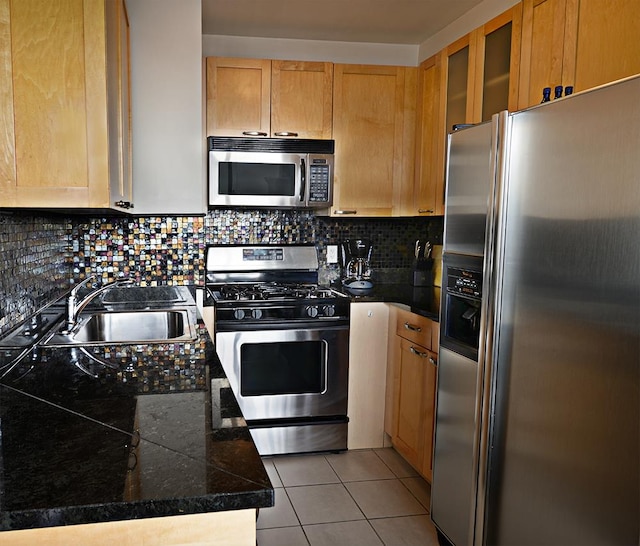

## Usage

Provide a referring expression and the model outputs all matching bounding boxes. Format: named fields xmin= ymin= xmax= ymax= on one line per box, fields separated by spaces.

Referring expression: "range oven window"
xmin=218 ymin=163 xmax=296 ymax=196
xmin=240 ymin=340 xmax=326 ymax=396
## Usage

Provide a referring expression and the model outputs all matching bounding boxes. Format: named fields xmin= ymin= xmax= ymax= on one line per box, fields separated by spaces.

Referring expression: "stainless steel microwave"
xmin=208 ymin=137 xmax=334 ymax=209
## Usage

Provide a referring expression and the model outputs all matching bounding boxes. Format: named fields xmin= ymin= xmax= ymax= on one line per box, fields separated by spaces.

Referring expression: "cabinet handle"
xmin=114 ymin=200 xmax=133 ymax=209
xmin=429 ymin=356 xmax=437 ymax=366
xmin=274 ymin=131 xmax=299 ymax=137
xmin=410 ymin=346 xmax=428 ymax=358
xmin=242 ymin=131 xmax=268 ymax=137
xmin=418 ymin=209 xmax=434 ymax=214
xmin=404 ymin=322 xmax=422 ymax=332
xmin=334 ymin=210 xmax=357 ymax=215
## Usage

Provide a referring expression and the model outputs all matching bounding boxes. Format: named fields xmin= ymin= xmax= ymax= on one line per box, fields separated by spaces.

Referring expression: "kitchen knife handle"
xmin=404 ymin=322 xmax=422 ymax=333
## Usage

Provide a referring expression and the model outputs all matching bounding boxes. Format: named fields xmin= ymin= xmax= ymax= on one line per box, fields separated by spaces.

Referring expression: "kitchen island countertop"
xmin=0 ymin=288 xmax=273 ymax=534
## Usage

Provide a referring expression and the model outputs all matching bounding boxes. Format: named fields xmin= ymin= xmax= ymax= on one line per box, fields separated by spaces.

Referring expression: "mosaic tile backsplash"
xmin=1 ymin=209 xmax=443 ymax=334
xmin=0 ymin=212 xmax=72 ymax=334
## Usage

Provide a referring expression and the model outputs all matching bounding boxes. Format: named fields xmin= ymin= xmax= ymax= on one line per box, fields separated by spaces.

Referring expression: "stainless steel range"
xmin=205 ymin=245 xmax=350 ymax=456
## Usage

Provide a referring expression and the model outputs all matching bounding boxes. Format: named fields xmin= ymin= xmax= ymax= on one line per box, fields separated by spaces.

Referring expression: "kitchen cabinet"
xmin=518 ymin=0 xmax=640 ymax=109
xmin=206 ymin=57 xmax=333 ymax=139
xmin=386 ymin=306 xmax=438 ymax=480
xmin=332 ymin=64 xmax=417 ymax=217
xmin=413 ymin=55 xmax=444 ymax=217
xmin=471 ymin=4 xmax=523 ymax=121
xmin=347 ymin=302 xmax=390 ymax=449
xmin=0 ymin=0 xmax=132 ymax=210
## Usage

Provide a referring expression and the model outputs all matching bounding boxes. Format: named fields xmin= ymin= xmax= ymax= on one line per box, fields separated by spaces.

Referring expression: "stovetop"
xmin=210 ymin=282 xmax=346 ymax=303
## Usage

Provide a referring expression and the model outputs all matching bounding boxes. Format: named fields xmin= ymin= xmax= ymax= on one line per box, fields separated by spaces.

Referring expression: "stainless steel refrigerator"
xmin=431 ymin=75 xmax=640 ymax=545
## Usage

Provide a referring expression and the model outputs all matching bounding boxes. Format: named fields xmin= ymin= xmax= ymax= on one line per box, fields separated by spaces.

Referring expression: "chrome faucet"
xmin=63 ymin=276 xmax=134 ymax=333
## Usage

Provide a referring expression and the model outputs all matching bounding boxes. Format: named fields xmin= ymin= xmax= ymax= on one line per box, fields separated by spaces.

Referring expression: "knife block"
xmin=411 ymin=258 xmax=434 ymax=287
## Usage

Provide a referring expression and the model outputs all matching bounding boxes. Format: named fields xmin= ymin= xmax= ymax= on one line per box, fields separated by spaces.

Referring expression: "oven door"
xmin=215 ymin=324 xmax=349 ymax=421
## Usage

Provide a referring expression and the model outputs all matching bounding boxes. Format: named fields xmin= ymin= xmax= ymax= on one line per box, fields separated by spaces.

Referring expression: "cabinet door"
xmin=332 ymin=64 xmax=416 ymax=217
xmin=518 ymin=0 xmax=571 ymax=108
xmin=106 ymin=0 xmax=133 ymax=209
xmin=1 ymin=0 xmax=113 ymax=208
xmin=271 ymin=60 xmax=333 ymax=139
xmin=440 ymin=34 xmax=477 ymax=135
xmin=471 ymin=4 xmax=523 ymax=121
xmin=571 ymin=0 xmax=640 ymax=93
xmin=206 ymin=57 xmax=271 ymax=137
xmin=414 ymin=55 xmax=444 ymax=217
xmin=393 ymin=337 xmax=437 ymax=477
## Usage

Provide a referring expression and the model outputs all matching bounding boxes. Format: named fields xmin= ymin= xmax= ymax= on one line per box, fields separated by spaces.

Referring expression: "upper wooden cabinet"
xmin=331 ymin=64 xmax=417 ymax=217
xmin=471 ymin=4 xmax=523 ymax=121
xmin=0 ymin=0 xmax=132 ymax=210
xmin=519 ymin=0 xmax=640 ymax=109
xmin=413 ymin=55 xmax=444 ymax=217
xmin=271 ymin=60 xmax=333 ymax=139
xmin=206 ymin=57 xmax=333 ymax=139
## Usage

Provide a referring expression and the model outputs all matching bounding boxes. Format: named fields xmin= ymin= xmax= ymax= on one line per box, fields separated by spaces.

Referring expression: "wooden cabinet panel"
xmin=271 ymin=60 xmax=333 ymax=139
xmin=206 ymin=58 xmax=333 ymax=139
xmin=0 ymin=0 xmax=132 ymax=210
xmin=519 ymin=0 xmax=572 ymax=108
xmin=332 ymin=64 xmax=416 ymax=217
xmin=395 ymin=307 xmax=432 ymax=349
xmin=471 ymin=4 xmax=523 ymax=121
xmin=572 ymin=0 xmax=640 ymax=92
xmin=348 ymin=302 xmax=390 ymax=449
xmin=414 ymin=55 xmax=444 ymax=217
xmin=206 ymin=57 xmax=271 ymax=137
xmin=386 ymin=306 xmax=438 ymax=480
xmin=393 ymin=338 xmax=437 ymax=479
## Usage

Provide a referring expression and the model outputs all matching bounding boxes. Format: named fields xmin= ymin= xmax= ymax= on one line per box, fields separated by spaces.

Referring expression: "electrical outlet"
xmin=326 ymin=245 xmax=339 ymax=264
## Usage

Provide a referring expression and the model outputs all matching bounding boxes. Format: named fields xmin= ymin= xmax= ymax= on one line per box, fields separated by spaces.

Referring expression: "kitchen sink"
xmin=44 ymin=309 xmax=198 ymax=346
xmin=101 ymin=285 xmax=186 ymax=304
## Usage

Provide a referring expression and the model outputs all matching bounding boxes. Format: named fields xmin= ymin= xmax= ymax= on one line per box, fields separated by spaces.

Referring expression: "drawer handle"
xmin=334 ymin=210 xmax=357 ymax=215
xmin=418 ymin=209 xmax=434 ymax=214
xmin=274 ymin=131 xmax=299 ymax=137
xmin=242 ymin=131 xmax=268 ymax=137
xmin=404 ymin=322 xmax=422 ymax=332
xmin=410 ymin=346 xmax=428 ymax=358
xmin=429 ymin=356 xmax=437 ymax=366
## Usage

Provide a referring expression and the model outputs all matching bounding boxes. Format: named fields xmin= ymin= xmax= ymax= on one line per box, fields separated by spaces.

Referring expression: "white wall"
xmin=202 ymin=34 xmax=418 ymax=66
xmin=203 ymin=0 xmax=520 ymax=66
xmin=128 ymin=0 xmax=205 ymax=215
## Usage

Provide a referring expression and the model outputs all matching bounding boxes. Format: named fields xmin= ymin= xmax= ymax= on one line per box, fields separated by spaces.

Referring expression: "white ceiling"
xmin=201 ymin=0 xmax=486 ymax=45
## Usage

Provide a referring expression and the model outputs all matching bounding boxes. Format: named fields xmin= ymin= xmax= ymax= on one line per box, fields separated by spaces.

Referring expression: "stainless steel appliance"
xmin=432 ymin=75 xmax=640 ymax=545
xmin=341 ymin=239 xmax=373 ymax=293
xmin=205 ymin=245 xmax=350 ymax=456
xmin=208 ymin=137 xmax=334 ymax=209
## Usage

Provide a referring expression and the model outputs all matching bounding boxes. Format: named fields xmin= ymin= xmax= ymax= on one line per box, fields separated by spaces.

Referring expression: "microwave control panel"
xmin=308 ymin=160 xmax=331 ymax=203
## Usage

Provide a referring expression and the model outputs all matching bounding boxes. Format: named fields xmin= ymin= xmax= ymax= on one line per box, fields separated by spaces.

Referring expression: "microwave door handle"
xmin=299 ymin=158 xmax=306 ymax=203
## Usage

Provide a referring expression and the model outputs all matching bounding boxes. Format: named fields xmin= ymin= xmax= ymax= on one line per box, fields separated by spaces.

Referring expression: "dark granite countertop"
xmin=0 ymin=287 xmax=273 ymax=532
xmin=334 ymin=270 xmax=441 ymax=321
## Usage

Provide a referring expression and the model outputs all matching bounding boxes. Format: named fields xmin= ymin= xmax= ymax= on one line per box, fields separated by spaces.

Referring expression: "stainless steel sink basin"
xmin=101 ymin=285 xmax=186 ymax=304
xmin=45 ymin=309 xmax=198 ymax=346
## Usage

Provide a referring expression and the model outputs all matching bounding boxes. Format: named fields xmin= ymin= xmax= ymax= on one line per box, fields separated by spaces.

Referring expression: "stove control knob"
xmin=251 ymin=309 xmax=263 ymax=320
xmin=233 ymin=309 xmax=246 ymax=320
xmin=322 ymin=305 xmax=336 ymax=317
xmin=306 ymin=305 xmax=319 ymax=318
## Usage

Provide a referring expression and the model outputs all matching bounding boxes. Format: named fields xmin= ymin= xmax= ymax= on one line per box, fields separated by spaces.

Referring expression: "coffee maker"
xmin=341 ymin=239 xmax=374 ymax=293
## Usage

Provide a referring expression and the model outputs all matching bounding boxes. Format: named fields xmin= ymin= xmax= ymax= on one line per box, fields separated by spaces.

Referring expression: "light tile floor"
xmin=258 ymin=447 xmax=440 ymax=546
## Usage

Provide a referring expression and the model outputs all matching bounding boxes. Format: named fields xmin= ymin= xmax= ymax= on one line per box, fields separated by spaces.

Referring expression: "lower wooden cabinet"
xmin=386 ymin=306 xmax=438 ymax=481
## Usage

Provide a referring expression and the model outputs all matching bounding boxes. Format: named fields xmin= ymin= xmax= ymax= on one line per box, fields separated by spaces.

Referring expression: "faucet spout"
xmin=63 ymin=277 xmax=134 ymax=333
